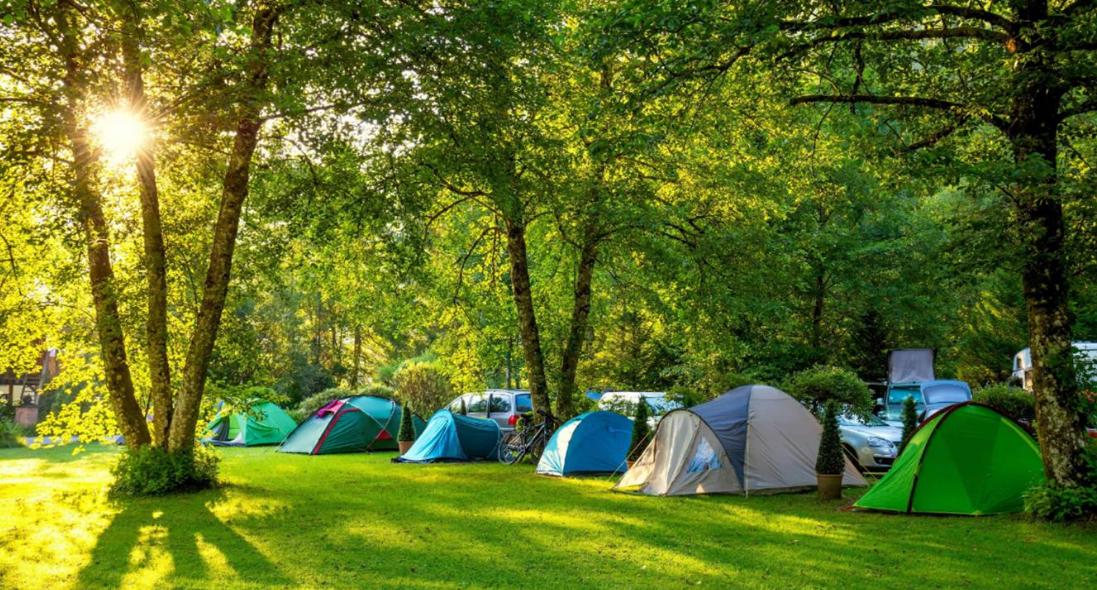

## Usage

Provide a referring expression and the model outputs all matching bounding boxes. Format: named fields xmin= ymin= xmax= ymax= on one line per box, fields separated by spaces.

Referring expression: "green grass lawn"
xmin=1 ymin=445 xmax=1095 ymax=589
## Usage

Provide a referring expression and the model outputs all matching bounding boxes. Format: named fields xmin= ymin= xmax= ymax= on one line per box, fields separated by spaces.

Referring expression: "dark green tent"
xmin=854 ymin=403 xmax=1045 ymax=515
xmin=203 ymin=400 xmax=297 ymax=447
xmin=278 ymin=396 xmax=424 ymax=455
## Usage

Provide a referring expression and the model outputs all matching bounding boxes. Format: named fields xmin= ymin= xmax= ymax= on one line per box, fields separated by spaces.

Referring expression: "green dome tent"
xmin=203 ymin=400 xmax=297 ymax=447
xmin=278 ymin=396 xmax=424 ymax=455
xmin=854 ymin=403 xmax=1045 ymax=515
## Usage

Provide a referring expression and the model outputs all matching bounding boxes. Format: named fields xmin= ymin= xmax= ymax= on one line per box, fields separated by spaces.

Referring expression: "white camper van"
xmin=1012 ymin=342 xmax=1097 ymax=391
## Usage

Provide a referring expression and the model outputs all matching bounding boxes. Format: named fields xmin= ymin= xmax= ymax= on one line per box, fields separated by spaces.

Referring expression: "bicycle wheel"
xmin=526 ymin=433 xmax=547 ymax=462
xmin=498 ymin=437 xmax=527 ymax=465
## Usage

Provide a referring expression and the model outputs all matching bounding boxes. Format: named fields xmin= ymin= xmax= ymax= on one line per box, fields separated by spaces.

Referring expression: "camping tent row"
xmin=855 ymin=402 xmax=1045 ymax=515
xmin=203 ymin=401 xmax=298 ymax=447
xmin=280 ymin=396 xmax=425 ymax=455
xmin=617 ymin=384 xmax=865 ymax=496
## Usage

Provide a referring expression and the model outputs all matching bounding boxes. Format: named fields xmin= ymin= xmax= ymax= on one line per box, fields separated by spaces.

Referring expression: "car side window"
xmin=489 ymin=396 xmax=510 ymax=413
xmin=468 ymin=395 xmax=488 ymax=413
xmin=515 ymin=394 xmax=532 ymax=413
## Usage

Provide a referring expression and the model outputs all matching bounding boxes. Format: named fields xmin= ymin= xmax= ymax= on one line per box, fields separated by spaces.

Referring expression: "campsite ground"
xmin=0 ymin=445 xmax=1094 ymax=589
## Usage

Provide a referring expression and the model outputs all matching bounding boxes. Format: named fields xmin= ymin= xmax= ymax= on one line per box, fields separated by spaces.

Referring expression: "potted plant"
xmin=628 ymin=399 xmax=651 ymax=469
xmin=816 ymin=400 xmax=845 ymax=500
xmin=397 ymin=402 xmax=416 ymax=454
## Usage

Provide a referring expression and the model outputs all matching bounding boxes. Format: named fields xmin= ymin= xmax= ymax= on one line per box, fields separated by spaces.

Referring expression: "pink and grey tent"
xmin=278 ymin=396 xmax=423 ymax=455
xmin=616 ymin=384 xmax=865 ymax=496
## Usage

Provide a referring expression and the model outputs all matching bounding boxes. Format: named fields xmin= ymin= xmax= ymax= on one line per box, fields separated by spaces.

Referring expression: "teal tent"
xmin=394 ymin=410 xmax=500 ymax=463
xmin=203 ymin=400 xmax=297 ymax=447
xmin=279 ymin=396 xmax=424 ymax=455
xmin=537 ymin=411 xmax=632 ymax=476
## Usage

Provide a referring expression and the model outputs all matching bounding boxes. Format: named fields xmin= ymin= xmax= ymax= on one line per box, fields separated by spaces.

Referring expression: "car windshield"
xmin=924 ymin=384 xmax=970 ymax=404
xmin=514 ymin=394 xmax=532 ymax=413
xmin=838 ymin=414 xmax=889 ymax=427
xmin=885 ymin=387 xmax=923 ymax=420
xmin=887 ymin=388 xmax=921 ymax=405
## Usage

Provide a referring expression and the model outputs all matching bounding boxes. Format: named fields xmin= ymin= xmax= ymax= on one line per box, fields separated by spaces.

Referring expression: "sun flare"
xmin=90 ymin=108 xmax=149 ymax=166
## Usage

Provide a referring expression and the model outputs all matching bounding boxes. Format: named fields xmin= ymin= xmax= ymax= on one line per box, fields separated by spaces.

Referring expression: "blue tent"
xmin=537 ymin=411 xmax=633 ymax=476
xmin=394 ymin=410 xmax=501 ymax=463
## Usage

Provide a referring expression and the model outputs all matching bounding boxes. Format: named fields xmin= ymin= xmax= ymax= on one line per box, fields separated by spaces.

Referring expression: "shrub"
xmin=816 ymin=401 xmax=845 ymax=475
xmin=0 ymin=419 xmax=24 ymax=448
xmin=356 ymin=383 xmax=394 ymax=398
xmin=1024 ymin=483 xmax=1097 ymax=522
xmin=110 ymin=445 xmax=219 ymax=496
xmin=900 ymin=396 xmax=919 ymax=452
xmin=784 ymin=366 xmax=873 ymax=419
xmin=296 ymin=387 xmax=352 ymax=418
xmin=629 ymin=400 xmax=651 ymax=462
xmin=398 ymin=402 xmax=416 ymax=442
xmin=974 ymin=384 xmax=1035 ymax=429
xmin=393 ymin=361 xmax=454 ymax=415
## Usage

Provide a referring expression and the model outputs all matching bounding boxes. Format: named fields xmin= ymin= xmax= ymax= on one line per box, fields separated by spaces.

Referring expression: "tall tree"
xmin=602 ymin=0 xmax=1097 ymax=486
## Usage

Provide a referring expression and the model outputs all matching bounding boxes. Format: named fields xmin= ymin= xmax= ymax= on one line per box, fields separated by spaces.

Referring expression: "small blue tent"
xmin=394 ymin=410 xmax=501 ymax=463
xmin=537 ymin=411 xmax=633 ymax=476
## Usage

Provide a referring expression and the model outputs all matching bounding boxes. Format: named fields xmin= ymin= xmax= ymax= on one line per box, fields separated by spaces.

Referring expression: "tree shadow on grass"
xmin=75 ymin=486 xmax=291 ymax=589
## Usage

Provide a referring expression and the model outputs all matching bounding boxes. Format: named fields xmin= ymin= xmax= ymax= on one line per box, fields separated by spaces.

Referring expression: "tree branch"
xmin=796 ymin=26 xmax=1009 ymax=47
xmin=1059 ymin=95 xmax=1097 ymax=120
xmin=790 ymin=94 xmax=1009 ymax=131
xmin=781 ymin=4 xmax=1013 ymax=32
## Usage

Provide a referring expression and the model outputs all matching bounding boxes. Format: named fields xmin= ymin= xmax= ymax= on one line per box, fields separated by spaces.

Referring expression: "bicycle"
xmin=498 ymin=409 xmax=556 ymax=465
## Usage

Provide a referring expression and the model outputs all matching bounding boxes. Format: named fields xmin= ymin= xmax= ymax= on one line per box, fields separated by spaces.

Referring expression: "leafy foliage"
xmin=110 ymin=445 xmax=219 ymax=496
xmin=393 ymin=362 xmax=454 ymax=415
xmin=816 ymin=401 xmax=846 ymax=476
xmin=784 ymin=366 xmax=873 ymax=419
xmin=0 ymin=419 xmax=24 ymax=449
xmin=1024 ymin=484 xmax=1097 ymax=522
xmin=975 ymin=384 xmax=1036 ymax=430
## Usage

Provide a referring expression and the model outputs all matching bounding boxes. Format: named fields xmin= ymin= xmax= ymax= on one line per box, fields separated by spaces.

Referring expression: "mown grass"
xmin=0 ymin=444 xmax=1095 ymax=589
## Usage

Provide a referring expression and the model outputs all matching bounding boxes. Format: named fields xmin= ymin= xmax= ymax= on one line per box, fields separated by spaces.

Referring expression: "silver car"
xmin=447 ymin=389 xmax=533 ymax=432
xmin=838 ymin=414 xmax=902 ymax=471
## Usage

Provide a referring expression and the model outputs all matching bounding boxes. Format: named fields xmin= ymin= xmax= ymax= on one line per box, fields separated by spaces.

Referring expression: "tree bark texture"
xmin=57 ymin=1 xmax=151 ymax=448
xmin=168 ymin=3 xmax=279 ymax=451
xmin=120 ymin=0 xmax=173 ymax=447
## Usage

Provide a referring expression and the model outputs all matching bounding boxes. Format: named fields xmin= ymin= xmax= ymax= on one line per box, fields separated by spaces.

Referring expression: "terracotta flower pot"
xmin=817 ymin=473 xmax=842 ymax=500
xmin=398 ymin=440 xmax=414 ymax=454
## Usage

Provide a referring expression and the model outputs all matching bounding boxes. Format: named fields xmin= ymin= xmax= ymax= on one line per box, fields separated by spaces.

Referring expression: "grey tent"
xmin=888 ymin=348 xmax=935 ymax=383
xmin=616 ymin=384 xmax=865 ymax=496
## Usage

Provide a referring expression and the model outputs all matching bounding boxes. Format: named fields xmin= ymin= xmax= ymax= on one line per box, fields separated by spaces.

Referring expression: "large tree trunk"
xmin=167 ymin=4 xmax=279 ymax=451
xmin=556 ymin=234 xmax=597 ymax=418
xmin=120 ymin=1 xmax=172 ymax=447
xmin=57 ymin=1 xmax=151 ymax=449
xmin=1010 ymin=22 xmax=1089 ymax=486
xmin=504 ymin=217 xmax=551 ymax=415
